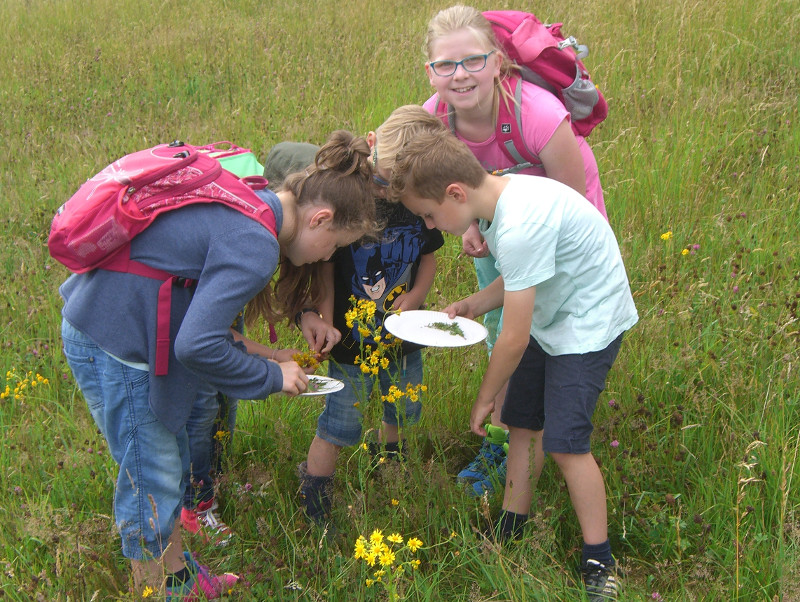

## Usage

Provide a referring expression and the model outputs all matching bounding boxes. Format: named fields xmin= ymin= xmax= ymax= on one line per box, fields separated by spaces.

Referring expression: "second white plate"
xmin=383 ymin=310 xmax=488 ymax=347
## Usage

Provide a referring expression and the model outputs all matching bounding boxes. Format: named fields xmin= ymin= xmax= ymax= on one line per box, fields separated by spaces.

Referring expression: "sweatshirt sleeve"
xmin=173 ymin=224 xmax=284 ymax=400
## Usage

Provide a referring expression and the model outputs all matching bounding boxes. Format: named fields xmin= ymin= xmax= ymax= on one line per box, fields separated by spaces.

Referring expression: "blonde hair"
xmin=246 ymin=130 xmax=378 ymax=327
xmin=374 ymin=105 xmax=449 ymax=175
xmin=390 ymin=128 xmax=487 ymax=204
xmin=424 ymin=5 xmax=518 ymax=120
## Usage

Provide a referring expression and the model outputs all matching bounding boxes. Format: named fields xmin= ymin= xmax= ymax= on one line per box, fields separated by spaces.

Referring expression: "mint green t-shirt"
xmin=479 ymin=174 xmax=638 ymax=355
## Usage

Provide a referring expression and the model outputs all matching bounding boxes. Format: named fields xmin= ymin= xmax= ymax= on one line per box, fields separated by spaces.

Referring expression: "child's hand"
xmin=443 ymin=299 xmax=474 ymax=320
xmin=278 ymin=361 xmax=309 ymax=396
xmin=272 ymin=347 xmax=302 ymax=363
xmin=470 ymin=394 xmax=495 ymax=437
xmin=299 ymin=312 xmax=341 ymax=354
xmin=390 ymin=291 xmax=423 ymax=312
xmin=462 ymin=222 xmax=488 ymax=258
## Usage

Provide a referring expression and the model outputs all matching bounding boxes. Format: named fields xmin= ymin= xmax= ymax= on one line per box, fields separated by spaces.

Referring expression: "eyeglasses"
xmin=428 ymin=51 xmax=496 ymax=77
xmin=371 ymin=143 xmax=390 ymax=188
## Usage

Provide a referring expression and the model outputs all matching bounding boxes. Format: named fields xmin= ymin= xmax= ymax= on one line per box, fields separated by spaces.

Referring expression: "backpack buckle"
xmin=558 ymin=36 xmax=589 ymax=59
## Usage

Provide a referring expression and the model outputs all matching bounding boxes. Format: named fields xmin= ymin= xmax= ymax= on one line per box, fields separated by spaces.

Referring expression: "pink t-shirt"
xmin=423 ymin=80 xmax=607 ymax=220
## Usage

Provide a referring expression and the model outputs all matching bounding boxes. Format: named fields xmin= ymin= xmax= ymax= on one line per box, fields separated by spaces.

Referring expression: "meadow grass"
xmin=0 ymin=0 xmax=798 ymax=599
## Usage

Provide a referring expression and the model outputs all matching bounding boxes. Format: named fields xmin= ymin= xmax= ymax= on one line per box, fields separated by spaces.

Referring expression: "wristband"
xmin=294 ymin=307 xmax=320 ymax=328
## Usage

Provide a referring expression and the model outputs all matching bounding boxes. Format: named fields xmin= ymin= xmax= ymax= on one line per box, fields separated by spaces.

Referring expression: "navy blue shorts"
xmin=501 ymin=334 xmax=623 ymax=454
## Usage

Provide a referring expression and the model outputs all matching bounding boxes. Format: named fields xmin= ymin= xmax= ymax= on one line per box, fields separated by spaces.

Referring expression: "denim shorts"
xmin=61 ymin=319 xmax=189 ymax=560
xmin=316 ymin=351 xmax=423 ymax=447
xmin=501 ymin=334 xmax=623 ymax=454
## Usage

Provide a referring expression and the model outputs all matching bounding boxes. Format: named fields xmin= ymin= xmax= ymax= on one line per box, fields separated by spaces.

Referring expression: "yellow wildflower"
xmin=354 ymin=536 xmax=367 ymax=559
xmin=407 ymin=537 xmax=423 ymax=552
xmin=660 ymin=230 xmax=673 ymax=241
xmin=388 ymin=533 xmax=403 ymax=544
xmin=370 ymin=529 xmax=384 ymax=546
xmin=379 ymin=549 xmax=396 ymax=567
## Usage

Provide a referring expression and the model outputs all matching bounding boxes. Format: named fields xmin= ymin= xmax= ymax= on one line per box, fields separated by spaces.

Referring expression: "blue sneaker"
xmin=457 ymin=425 xmax=508 ymax=497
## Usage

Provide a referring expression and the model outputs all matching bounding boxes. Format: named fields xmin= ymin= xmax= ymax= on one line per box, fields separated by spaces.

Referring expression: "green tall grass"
xmin=1 ymin=0 xmax=797 ymax=599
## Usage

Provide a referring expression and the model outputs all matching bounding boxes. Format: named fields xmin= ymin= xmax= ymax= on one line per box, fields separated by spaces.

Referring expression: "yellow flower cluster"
xmin=292 ymin=351 xmax=321 ymax=370
xmin=356 ymin=343 xmax=393 ymax=376
xmin=1 ymin=370 xmax=49 ymax=402
xmin=381 ymin=383 xmax=428 ymax=404
xmin=660 ymin=230 xmax=673 ymax=241
xmin=345 ymin=296 xmax=401 ymax=376
xmin=345 ymin=296 xmax=377 ymax=330
xmin=354 ymin=529 xmax=423 ymax=588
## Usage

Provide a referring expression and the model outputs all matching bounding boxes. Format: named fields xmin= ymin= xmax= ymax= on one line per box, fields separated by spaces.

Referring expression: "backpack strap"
xmin=494 ymin=76 xmax=543 ymax=172
xmin=434 ymin=83 xmax=542 ymax=175
xmin=99 ymin=247 xmax=197 ymax=376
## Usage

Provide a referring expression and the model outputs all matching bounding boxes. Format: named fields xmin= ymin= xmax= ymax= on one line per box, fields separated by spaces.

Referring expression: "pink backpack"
xmin=435 ymin=10 xmax=608 ymax=173
xmin=49 ymin=140 xmax=277 ymax=375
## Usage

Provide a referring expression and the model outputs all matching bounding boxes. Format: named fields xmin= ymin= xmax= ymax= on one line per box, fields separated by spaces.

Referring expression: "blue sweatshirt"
xmin=60 ymin=191 xmax=284 ymax=433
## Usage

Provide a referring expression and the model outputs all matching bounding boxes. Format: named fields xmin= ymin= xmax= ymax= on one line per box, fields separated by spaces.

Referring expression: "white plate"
xmin=298 ymin=375 xmax=345 ymax=396
xmin=383 ymin=310 xmax=488 ymax=347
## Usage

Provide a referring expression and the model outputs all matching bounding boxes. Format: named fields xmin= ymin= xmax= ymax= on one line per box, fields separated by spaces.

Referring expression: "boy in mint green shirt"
xmin=384 ymin=113 xmax=637 ymax=601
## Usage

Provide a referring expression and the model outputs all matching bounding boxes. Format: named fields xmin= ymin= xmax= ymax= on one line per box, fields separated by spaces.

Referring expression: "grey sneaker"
xmin=581 ymin=559 xmax=618 ymax=601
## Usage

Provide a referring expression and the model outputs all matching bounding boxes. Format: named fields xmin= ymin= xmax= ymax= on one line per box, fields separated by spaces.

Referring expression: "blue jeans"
xmin=61 ymin=319 xmax=189 ymax=560
xmin=184 ymin=387 xmax=238 ymax=508
xmin=317 ymin=351 xmax=424 ymax=447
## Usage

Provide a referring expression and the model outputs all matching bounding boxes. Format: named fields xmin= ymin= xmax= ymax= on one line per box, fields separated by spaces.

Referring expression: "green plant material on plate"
xmin=426 ymin=321 xmax=465 ymax=338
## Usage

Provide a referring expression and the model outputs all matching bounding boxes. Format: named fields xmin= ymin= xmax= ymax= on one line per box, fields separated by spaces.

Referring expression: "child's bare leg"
xmin=380 ymin=422 xmax=399 ymax=444
xmin=549 ymin=451 xmax=608 ymax=545
xmin=131 ymin=521 xmax=185 ymax=590
xmin=307 ymin=435 xmax=340 ymax=476
xmin=502 ymin=428 xmax=544 ymax=514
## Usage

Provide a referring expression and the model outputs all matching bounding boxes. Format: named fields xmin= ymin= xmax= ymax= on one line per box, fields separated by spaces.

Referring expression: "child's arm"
xmin=538 ymin=119 xmax=587 ymax=197
xmin=444 ymin=274 xmax=505 ymax=320
xmin=230 ymin=329 xmax=303 ymax=365
xmin=297 ymin=261 xmax=341 ymax=355
xmin=391 ymin=251 xmax=437 ymax=312
xmin=469 ymin=286 xmax=536 ymax=437
xmin=461 ymin=221 xmax=489 ymax=258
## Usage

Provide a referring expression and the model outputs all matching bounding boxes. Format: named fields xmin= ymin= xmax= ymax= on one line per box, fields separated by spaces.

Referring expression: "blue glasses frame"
xmin=429 ymin=51 xmax=496 ymax=77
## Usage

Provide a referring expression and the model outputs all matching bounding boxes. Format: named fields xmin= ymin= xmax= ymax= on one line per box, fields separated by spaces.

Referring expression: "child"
xmin=59 ymin=131 xmax=376 ymax=598
xmin=385 ymin=117 xmax=638 ymax=601
xmin=181 ymin=324 xmax=307 ymax=547
xmin=264 ymin=117 xmax=445 ymax=527
xmin=422 ymin=5 xmax=609 ymax=495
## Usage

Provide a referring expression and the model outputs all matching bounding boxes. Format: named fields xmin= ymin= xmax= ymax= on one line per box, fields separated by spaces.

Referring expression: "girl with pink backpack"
xmin=58 ymin=131 xmax=376 ymax=598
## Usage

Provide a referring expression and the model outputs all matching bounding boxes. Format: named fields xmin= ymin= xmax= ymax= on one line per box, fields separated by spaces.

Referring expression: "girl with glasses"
xmin=421 ymin=4 xmax=612 ymax=501
xmin=421 ymin=4 xmax=617 ymax=590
